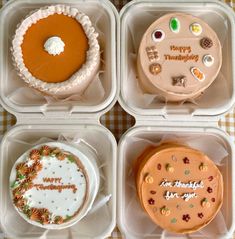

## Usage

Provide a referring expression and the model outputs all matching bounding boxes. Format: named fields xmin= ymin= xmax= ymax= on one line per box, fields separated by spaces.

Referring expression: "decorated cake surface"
xmin=11 ymin=5 xmax=100 ymax=97
xmin=135 ymin=144 xmax=223 ymax=234
xmin=10 ymin=142 xmax=98 ymax=229
xmin=137 ymin=13 xmax=222 ymax=102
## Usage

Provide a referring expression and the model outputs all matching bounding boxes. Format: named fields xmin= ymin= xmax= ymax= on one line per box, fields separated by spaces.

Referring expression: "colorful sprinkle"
xmin=208 ymin=176 xmax=213 ymax=181
xmin=157 ymin=164 xmax=162 ymax=170
xmin=160 ymin=206 xmax=171 ymax=216
xmin=166 ymin=164 xmax=174 ymax=173
xmin=207 ymin=187 xmax=213 ymax=193
xmin=184 ymin=169 xmax=190 ymax=175
xmin=152 ymin=29 xmax=165 ymax=42
xmin=148 ymin=198 xmax=155 ymax=205
xmin=198 ymin=213 xmax=204 ymax=219
xmin=182 ymin=214 xmax=190 ymax=222
xmin=183 ymin=157 xmax=190 ymax=164
xmin=201 ymin=198 xmax=210 ymax=208
xmin=171 ymin=155 xmax=177 ymax=162
xmin=200 ymin=37 xmax=213 ymax=49
xmin=211 ymin=198 xmax=215 ymax=202
xmin=189 ymin=204 xmax=194 ymax=208
xmin=145 ymin=174 xmax=154 ymax=184
xmin=170 ymin=17 xmax=180 ymax=33
xmin=149 ymin=63 xmax=161 ymax=75
xmin=150 ymin=190 xmax=156 ymax=195
xmin=171 ymin=218 xmax=177 ymax=223
xmin=199 ymin=163 xmax=208 ymax=172
xmin=190 ymin=23 xmax=202 ymax=36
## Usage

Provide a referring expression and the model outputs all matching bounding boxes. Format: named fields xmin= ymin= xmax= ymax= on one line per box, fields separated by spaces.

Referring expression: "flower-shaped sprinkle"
xmin=183 ymin=157 xmax=190 ymax=164
xmin=207 ymin=187 xmax=213 ymax=193
xmin=198 ymin=213 xmax=204 ymax=219
xmin=148 ymin=198 xmax=155 ymax=205
xmin=182 ymin=214 xmax=190 ymax=222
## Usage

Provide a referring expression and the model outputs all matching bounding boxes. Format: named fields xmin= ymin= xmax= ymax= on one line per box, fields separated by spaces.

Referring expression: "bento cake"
xmin=137 ymin=13 xmax=222 ymax=102
xmin=135 ymin=144 xmax=223 ymax=234
xmin=11 ymin=5 xmax=100 ymax=97
xmin=10 ymin=143 xmax=89 ymax=227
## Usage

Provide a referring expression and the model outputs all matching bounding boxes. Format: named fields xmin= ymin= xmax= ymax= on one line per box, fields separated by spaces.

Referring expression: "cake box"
xmin=0 ymin=0 xmax=235 ymax=238
xmin=118 ymin=0 xmax=235 ymax=238
xmin=0 ymin=0 xmax=118 ymax=238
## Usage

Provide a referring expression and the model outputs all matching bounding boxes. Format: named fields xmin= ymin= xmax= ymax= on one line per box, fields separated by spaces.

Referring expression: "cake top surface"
xmin=11 ymin=5 xmax=100 ymax=94
xmin=138 ymin=12 xmax=222 ymax=97
xmin=21 ymin=13 xmax=89 ymax=83
xmin=9 ymin=142 xmax=97 ymax=229
xmin=136 ymin=144 xmax=223 ymax=234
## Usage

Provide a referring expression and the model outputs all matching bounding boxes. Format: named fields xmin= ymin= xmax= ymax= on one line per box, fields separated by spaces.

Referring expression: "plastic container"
xmin=0 ymin=0 xmax=118 ymax=115
xmin=0 ymin=124 xmax=117 ymax=238
xmin=119 ymin=0 xmax=235 ymax=121
xmin=0 ymin=0 xmax=118 ymax=238
xmin=118 ymin=1 xmax=235 ymax=238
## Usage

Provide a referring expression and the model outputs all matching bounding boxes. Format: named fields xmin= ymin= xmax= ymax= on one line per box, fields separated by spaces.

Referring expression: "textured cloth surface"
xmin=0 ymin=0 xmax=234 ymax=238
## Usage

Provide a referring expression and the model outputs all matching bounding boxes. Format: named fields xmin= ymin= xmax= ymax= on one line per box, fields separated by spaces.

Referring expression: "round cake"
xmin=137 ymin=13 xmax=222 ymax=102
xmin=135 ymin=144 xmax=223 ymax=234
xmin=11 ymin=5 xmax=100 ymax=97
xmin=9 ymin=142 xmax=99 ymax=229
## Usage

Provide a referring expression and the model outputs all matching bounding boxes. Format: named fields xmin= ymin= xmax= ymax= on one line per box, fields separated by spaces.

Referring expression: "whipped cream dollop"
xmin=44 ymin=36 xmax=65 ymax=56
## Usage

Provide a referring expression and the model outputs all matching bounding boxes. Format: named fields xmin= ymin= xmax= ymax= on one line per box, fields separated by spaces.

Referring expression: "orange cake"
xmin=11 ymin=5 xmax=100 ymax=97
xmin=135 ymin=144 xmax=223 ymax=234
xmin=137 ymin=13 xmax=222 ymax=102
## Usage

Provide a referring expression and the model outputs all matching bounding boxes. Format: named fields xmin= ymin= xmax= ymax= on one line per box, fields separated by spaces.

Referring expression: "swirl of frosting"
xmin=44 ymin=36 xmax=65 ymax=56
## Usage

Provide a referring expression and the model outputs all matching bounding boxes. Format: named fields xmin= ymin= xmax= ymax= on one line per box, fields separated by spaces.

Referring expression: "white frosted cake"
xmin=10 ymin=142 xmax=99 ymax=229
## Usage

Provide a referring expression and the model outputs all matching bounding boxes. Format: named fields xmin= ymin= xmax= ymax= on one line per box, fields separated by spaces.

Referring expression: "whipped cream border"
xmin=11 ymin=5 xmax=100 ymax=94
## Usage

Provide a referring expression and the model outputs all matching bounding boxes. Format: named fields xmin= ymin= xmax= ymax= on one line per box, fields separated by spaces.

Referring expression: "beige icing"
xmin=135 ymin=144 xmax=223 ymax=234
xmin=137 ymin=13 xmax=222 ymax=102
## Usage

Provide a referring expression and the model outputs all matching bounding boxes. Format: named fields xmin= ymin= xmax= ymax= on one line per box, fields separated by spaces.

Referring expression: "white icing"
xmin=11 ymin=5 xmax=100 ymax=94
xmin=44 ymin=36 xmax=65 ymax=56
xmin=24 ymin=155 xmax=87 ymax=218
xmin=160 ymin=179 xmax=204 ymax=190
xmin=164 ymin=191 xmax=198 ymax=201
xmin=203 ymin=54 xmax=214 ymax=67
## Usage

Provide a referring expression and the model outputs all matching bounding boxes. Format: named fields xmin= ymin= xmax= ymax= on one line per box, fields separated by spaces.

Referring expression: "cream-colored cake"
xmin=137 ymin=13 xmax=222 ymax=102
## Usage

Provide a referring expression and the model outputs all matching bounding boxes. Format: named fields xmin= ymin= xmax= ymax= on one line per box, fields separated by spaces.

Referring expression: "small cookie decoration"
xmin=146 ymin=46 xmax=159 ymax=62
xmin=135 ymin=144 xmax=223 ymax=234
xmin=149 ymin=63 xmax=161 ymax=75
xmin=170 ymin=17 xmax=180 ymax=33
xmin=200 ymin=37 xmax=213 ymax=49
xmin=137 ymin=13 xmax=222 ymax=102
xmin=190 ymin=23 xmax=202 ymax=36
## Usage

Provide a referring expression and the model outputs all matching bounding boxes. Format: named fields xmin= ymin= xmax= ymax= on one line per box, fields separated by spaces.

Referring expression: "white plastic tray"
xmin=0 ymin=124 xmax=117 ymax=239
xmin=119 ymin=0 xmax=235 ymax=120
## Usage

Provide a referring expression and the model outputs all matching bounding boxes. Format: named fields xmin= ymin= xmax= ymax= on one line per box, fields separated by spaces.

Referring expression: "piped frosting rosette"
xmin=9 ymin=142 xmax=99 ymax=229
